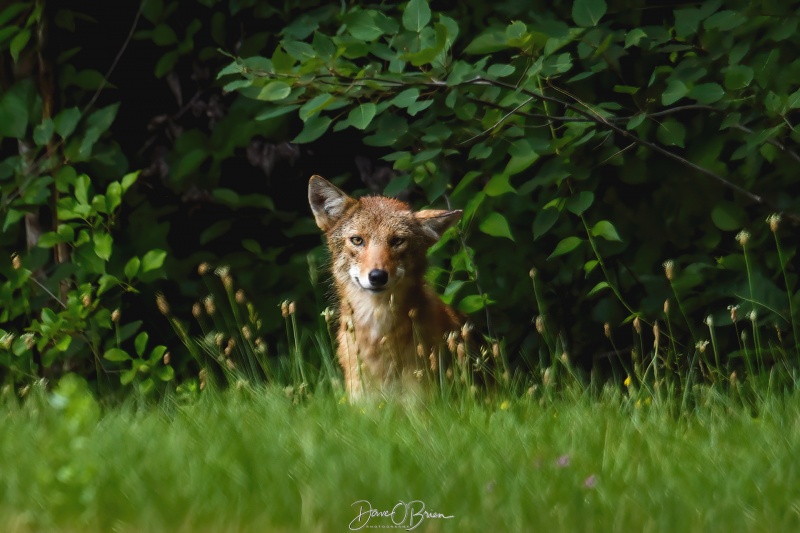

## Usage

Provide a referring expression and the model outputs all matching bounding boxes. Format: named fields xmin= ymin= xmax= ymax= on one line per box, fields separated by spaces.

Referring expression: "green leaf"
xmin=572 ymin=0 xmax=607 ymax=27
xmin=256 ymin=104 xmax=300 ymax=121
xmin=464 ymin=29 xmax=508 ymax=54
xmin=704 ymin=10 xmax=746 ymax=31
xmin=105 ymin=182 xmax=122 ymax=213
xmin=10 ymin=28 xmax=30 ymax=63
xmin=587 ymin=281 xmax=610 ymax=297
xmin=78 ymin=103 xmax=120 ymax=159
xmin=346 ymin=10 xmax=384 ymax=41
xmin=402 ymin=0 xmax=431 ymax=32
xmin=723 ymin=65 xmax=753 ymax=90
xmin=567 ymin=192 xmax=594 ymax=215
xmin=383 ymin=175 xmax=412 ymax=197
xmin=33 ymin=119 xmax=54 ymax=146
xmin=152 ymin=24 xmax=178 ymax=45
xmin=656 ymin=119 xmax=686 ymax=148
xmin=135 ymin=332 xmax=149 ymax=357
xmin=458 ymin=294 xmax=486 ymax=314
xmin=282 ymin=40 xmax=315 ymax=61
xmin=54 ymin=107 xmax=81 ymax=138
xmin=37 ymin=232 xmax=63 ymax=248
xmin=348 ymin=103 xmax=377 ymax=130
xmin=154 ymin=50 xmax=179 ymax=78
xmin=625 ymin=28 xmax=646 ymax=48
xmin=487 ymin=64 xmax=515 ymax=78
xmin=627 ymin=113 xmax=646 ymax=130
xmin=407 ymin=99 xmax=433 ymax=116
xmin=312 ymin=31 xmax=336 ymax=61
xmin=548 ymin=236 xmax=583 ymax=259
xmin=104 ymin=348 xmax=131 ymax=362
xmin=293 ymin=115 xmax=331 ymax=143
xmin=533 ymin=208 xmax=559 ymax=240
xmin=156 ymin=365 xmax=175 ymax=382
xmin=299 ymin=94 xmax=336 ymax=121
xmin=484 ymin=174 xmax=515 ymax=197
xmin=257 ymin=81 xmax=292 ymax=102
xmin=93 ymin=232 xmax=113 ymax=261
xmin=391 ymin=88 xmax=420 ymax=109
xmin=479 ymin=212 xmax=514 ymax=241
xmin=0 ymin=81 xmax=31 ymax=138
xmin=0 ymin=4 xmax=29 ymax=27
xmin=591 ymin=220 xmax=623 ymax=242
xmin=141 ymin=249 xmax=167 ymax=272
xmin=711 ymin=202 xmax=745 ymax=231
xmin=121 ymin=171 xmax=138 ymax=192
xmin=200 ymin=220 xmax=232 ymax=245
xmin=124 ymin=257 xmax=140 ymax=279
xmin=661 ymin=80 xmax=688 ymax=106
xmin=688 ymin=83 xmax=724 ymax=104
xmin=120 ymin=368 xmax=137 ymax=386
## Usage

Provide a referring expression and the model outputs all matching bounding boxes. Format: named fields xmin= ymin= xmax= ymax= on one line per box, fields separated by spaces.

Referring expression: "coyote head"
xmin=308 ymin=175 xmax=462 ymax=294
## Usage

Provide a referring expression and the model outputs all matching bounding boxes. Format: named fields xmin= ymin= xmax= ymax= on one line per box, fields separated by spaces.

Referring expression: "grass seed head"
xmin=534 ymin=315 xmax=545 ymax=335
xmin=446 ymin=331 xmax=458 ymax=353
xmin=767 ymin=213 xmax=781 ymax=233
xmin=204 ymin=296 xmax=216 ymax=316
xmin=111 ymin=309 xmax=121 ymax=323
xmin=235 ymin=289 xmax=246 ymax=304
xmin=736 ymin=230 xmax=750 ymax=247
xmin=156 ymin=293 xmax=170 ymax=315
xmin=11 ymin=253 xmax=21 ymax=270
xmin=633 ymin=316 xmax=641 ymax=334
xmin=192 ymin=302 xmax=202 ymax=318
xmin=728 ymin=304 xmax=739 ymax=323
xmin=198 ymin=262 xmax=211 ymax=276
xmin=662 ymin=260 xmax=675 ymax=281
xmin=460 ymin=322 xmax=473 ymax=341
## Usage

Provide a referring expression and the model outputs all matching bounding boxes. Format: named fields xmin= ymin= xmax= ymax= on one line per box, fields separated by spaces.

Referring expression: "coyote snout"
xmin=309 ymin=175 xmax=468 ymax=399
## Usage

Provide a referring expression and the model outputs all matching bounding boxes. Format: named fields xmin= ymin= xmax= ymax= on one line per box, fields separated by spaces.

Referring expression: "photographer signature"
xmin=349 ymin=499 xmax=454 ymax=530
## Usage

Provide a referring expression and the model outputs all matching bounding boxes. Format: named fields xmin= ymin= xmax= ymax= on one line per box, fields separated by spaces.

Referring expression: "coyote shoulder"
xmin=308 ymin=175 xmax=467 ymax=398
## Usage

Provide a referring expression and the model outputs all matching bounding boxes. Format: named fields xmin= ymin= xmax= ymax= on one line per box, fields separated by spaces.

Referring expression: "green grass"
xmin=1 ymin=379 xmax=799 ymax=532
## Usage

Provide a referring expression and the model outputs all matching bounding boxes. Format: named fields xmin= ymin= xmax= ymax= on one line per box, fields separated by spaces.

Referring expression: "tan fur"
xmin=309 ymin=175 xmax=464 ymax=399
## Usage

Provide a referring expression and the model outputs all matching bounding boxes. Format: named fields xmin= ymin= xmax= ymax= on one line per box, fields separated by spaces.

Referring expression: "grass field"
xmin=1 ymin=376 xmax=799 ymax=532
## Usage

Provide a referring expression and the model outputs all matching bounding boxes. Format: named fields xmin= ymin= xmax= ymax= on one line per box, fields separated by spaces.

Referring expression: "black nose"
xmin=368 ymin=269 xmax=389 ymax=287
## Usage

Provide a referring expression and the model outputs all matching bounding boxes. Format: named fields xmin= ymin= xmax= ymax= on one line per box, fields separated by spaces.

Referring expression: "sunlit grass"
xmin=1 ymin=378 xmax=799 ymax=532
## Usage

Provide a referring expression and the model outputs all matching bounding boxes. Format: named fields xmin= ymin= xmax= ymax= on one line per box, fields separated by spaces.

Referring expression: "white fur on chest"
xmin=350 ymin=293 xmax=396 ymax=343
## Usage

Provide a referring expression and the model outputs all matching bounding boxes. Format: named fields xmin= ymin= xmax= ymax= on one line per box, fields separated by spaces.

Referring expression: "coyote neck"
xmin=338 ymin=280 xmax=424 ymax=344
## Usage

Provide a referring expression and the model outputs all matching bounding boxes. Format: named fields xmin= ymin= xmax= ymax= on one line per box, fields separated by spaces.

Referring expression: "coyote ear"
xmin=415 ymin=209 xmax=463 ymax=241
xmin=309 ymin=175 xmax=355 ymax=232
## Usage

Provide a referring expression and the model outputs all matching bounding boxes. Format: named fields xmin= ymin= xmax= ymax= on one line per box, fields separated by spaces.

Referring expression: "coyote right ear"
xmin=308 ymin=175 xmax=355 ymax=232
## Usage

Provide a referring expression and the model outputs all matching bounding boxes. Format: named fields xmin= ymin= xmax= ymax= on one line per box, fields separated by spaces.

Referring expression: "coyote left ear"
xmin=415 ymin=209 xmax=463 ymax=241
xmin=309 ymin=175 xmax=355 ymax=232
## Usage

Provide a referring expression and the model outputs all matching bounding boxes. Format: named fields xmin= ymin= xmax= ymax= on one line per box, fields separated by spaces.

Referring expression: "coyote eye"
xmin=390 ymin=237 xmax=405 ymax=247
xmin=350 ymin=236 xmax=364 ymax=246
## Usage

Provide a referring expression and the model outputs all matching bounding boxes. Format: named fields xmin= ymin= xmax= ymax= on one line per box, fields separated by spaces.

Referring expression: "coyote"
xmin=309 ymin=175 xmax=466 ymax=398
